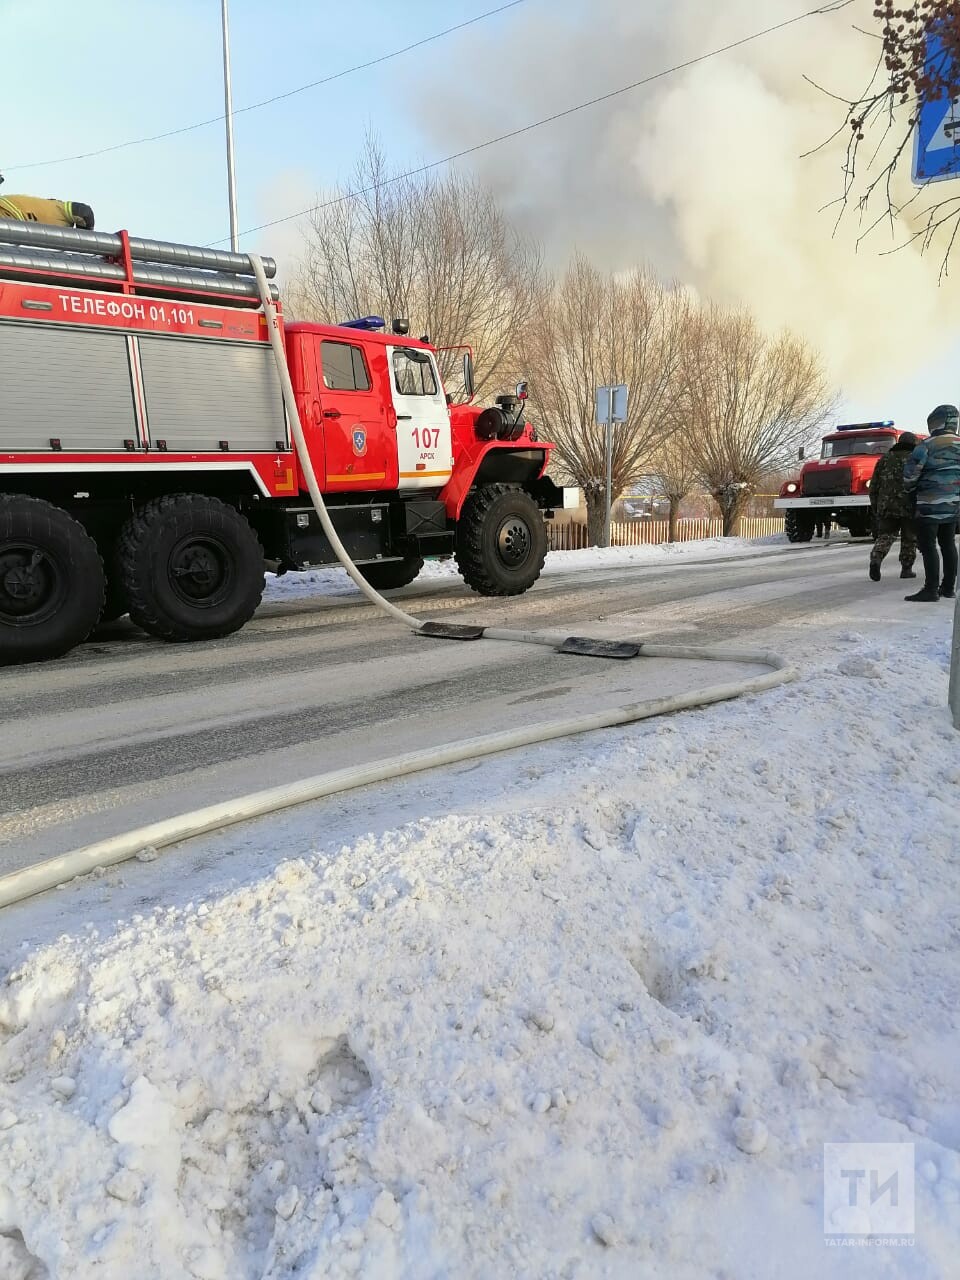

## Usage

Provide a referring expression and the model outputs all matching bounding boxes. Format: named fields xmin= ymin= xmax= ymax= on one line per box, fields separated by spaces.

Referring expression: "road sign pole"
xmin=603 ymin=385 xmax=614 ymax=548
xmin=910 ymin=30 xmax=960 ymax=725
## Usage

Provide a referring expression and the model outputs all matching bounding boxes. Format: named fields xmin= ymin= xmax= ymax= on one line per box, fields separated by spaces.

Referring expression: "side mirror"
xmin=798 ymin=446 xmax=805 ymax=461
xmin=516 ymin=380 xmax=528 ymax=401
xmin=462 ymin=351 xmax=475 ymax=399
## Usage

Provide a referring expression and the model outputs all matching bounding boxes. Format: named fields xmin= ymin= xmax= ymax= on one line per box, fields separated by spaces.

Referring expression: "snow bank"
xmin=262 ymin=534 xmax=791 ymax=603
xmin=1 ymin=617 xmax=958 ymax=1278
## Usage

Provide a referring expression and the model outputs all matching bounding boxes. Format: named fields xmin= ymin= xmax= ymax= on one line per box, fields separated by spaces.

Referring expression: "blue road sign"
xmin=913 ymin=30 xmax=960 ymax=184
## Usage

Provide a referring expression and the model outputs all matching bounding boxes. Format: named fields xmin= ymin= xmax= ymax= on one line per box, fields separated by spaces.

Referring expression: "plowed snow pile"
xmin=262 ymin=534 xmax=789 ymax=601
xmin=1 ymin=616 xmax=958 ymax=1279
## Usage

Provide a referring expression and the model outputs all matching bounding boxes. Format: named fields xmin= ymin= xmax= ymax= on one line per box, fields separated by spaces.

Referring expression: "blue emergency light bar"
xmin=338 ymin=315 xmax=385 ymax=331
xmin=836 ymin=419 xmax=894 ymax=430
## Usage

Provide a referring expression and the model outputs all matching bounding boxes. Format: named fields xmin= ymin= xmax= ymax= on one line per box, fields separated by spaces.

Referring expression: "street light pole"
xmin=221 ymin=0 xmax=240 ymax=253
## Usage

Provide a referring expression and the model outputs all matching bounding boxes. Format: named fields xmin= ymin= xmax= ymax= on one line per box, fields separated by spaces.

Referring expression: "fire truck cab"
xmin=0 ymin=220 xmax=562 ymax=664
xmin=774 ymin=420 xmax=916 ymax=541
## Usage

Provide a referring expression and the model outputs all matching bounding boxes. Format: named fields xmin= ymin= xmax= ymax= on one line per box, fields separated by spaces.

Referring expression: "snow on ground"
xmin=262 ymin=534 xmax=793 ymax=602
xmin=1 ymin=597 xmax=959 ymax=1278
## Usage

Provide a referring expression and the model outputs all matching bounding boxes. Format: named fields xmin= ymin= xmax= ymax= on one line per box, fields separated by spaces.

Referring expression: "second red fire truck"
xmin=774 ymin=420 xmax=917 ymax=541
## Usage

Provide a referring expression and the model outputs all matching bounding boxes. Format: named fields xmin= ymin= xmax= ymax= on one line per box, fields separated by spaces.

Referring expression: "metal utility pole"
xmin=221 ymin=0 xmax=240 ymax=253
xmin=604 ymin=385 xmax=614 ymax=549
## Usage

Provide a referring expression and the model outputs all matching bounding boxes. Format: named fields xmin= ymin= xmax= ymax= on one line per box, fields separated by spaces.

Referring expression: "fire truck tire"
xmin=850 ymin=516 xmax=875 ymax=540
xmin=455 ymin=484 xmax=547 ymax=596
xmin=99 ymin=573 xmax=128 ymax=623
xmin=118 ymin=494 xmax=264 ymax=642
xmin=0 ymin=495 xmax=105 ymax=664
xmin=358 ymin=557 xmax=424 ymax=591
xmin=784 ymin=510 xmax=814 ymax=543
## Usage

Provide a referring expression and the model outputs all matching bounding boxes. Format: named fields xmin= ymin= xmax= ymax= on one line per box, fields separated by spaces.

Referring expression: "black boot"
xmin=905 ymin=586 xmax=941 ymax=602
xmin=900 ymin=566 xmax=916 ymax=579
xmin=869 ymin=561 xmax=881 ymax=582
xmin=941 ymin=583 xmax=956 ymax=599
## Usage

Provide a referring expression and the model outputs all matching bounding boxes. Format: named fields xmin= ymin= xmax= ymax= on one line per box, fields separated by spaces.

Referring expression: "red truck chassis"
xmin=0 ymin=221 xmax=562 ymax=663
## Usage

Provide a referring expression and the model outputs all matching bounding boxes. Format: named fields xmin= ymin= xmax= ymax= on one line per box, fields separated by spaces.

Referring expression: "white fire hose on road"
xmin=0 ymin=261 xmax=797 ymax=910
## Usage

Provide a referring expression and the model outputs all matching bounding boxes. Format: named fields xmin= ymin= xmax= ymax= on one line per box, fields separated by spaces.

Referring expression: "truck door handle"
xmin=396 ymin=414 xmax=412 ymax=420
xmin=322 ymin=409 xmax=341 ymax=419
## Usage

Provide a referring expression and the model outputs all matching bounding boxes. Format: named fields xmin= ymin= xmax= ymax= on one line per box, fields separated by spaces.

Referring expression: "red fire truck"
xmin=0 ymin=220 xmax=563 ymax=664
xmin=774 ymin=420 xmax=915 ymax=542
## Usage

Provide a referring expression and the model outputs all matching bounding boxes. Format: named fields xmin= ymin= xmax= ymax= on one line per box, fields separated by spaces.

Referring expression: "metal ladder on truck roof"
xmin=0 ymin=219 xmax=280 ymax=307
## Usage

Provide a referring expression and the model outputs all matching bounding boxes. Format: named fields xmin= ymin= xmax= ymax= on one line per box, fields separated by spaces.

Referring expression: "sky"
xmin=1 ymin=0 xmax=959 ymax=431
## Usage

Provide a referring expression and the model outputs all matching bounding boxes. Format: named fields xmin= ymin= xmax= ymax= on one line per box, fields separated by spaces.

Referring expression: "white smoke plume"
xmin=411 ymin=0 xmax=960 ymax=402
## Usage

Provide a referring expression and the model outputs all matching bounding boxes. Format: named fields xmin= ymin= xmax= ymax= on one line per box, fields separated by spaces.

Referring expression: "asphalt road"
xmin=2 ymin=539 xmax=877 ymax=876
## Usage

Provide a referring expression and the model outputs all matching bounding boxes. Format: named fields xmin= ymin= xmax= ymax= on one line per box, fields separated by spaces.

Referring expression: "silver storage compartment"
xmin=138 ymin=336 xmax=284 ymax=452
xmin=0 ymin=322 xmax=136 ymax=451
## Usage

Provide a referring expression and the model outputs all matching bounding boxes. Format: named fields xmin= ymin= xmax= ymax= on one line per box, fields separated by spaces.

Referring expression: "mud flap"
xmin=417 ymin=621 xmax=486 ymax=641
xmin=557 ymin=636 xmax=641 ymax=660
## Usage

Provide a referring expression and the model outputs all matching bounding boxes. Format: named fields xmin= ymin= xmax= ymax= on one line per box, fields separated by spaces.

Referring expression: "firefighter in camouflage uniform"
xmin=868 ymin=432 xmax=918 ymax=582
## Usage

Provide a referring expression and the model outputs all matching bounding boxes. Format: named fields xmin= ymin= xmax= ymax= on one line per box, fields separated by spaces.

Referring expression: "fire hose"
xmin=0 ymin=260 xmax=797 ymax=910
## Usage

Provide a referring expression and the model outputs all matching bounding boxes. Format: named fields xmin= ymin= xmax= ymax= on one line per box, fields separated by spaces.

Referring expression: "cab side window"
xmin=320 ymin=341 xmax=370 ymax=392
xmin=393 ymin=348 xmax=438 ymax=397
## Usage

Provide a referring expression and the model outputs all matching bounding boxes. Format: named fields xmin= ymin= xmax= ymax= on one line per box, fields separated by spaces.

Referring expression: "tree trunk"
xmin=585 ymin=491 xmax=606 ymax=547
xmin=667 ymin=497 xmax=680 ymax=543
xmin=714 ymin=490 xmax=748 ymax=537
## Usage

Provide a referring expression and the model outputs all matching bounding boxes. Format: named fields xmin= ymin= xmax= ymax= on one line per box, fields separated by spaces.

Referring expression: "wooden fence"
xmin=547 ymin=516 xmax=785 ymax=552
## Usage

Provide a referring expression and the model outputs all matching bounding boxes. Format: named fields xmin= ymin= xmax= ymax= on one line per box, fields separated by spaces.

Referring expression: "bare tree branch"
xmin=285 ymin=134 xmax=542 ymax=396
xmin=816 ymin=2 xmax=960 ymax=270
xmin=683 ymin=306 xmax=836 ymax=535
xmin=522 ymin=258 xmax=691 ymax=545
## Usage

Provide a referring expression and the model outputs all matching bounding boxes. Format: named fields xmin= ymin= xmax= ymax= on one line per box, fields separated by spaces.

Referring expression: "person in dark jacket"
xmin=868 ymin=432 xmax=918 ymax=581
xmin=903 ymin=404 xmax=960 ymax=601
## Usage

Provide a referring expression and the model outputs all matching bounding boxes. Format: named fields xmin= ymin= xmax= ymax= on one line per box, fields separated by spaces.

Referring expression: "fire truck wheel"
xmin=118 ymin=494 xmax=264 ymax=642
xmin=851 ymin=516 xmax=875 ymax=540
xmin=359 ymin=557 xmax=424 ymax=591
xmin=784 ymin=510 xmax=814 ymax=543
xmin=0 ymin=495 xmax=105 ymax=664
xmin=455 ymin=484 xmax=547 ymax=596
xmin=99 ymin=573 xmax=128 ymax=623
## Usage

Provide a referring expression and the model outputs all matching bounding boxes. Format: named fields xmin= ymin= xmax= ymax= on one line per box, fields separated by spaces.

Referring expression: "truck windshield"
xmin=821 ymin=435 xmax=895 ymax=459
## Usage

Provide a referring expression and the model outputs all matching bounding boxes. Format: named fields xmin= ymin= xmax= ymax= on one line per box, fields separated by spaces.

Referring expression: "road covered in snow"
xmin=0 ymin=535 xmax=875 ymax=874
xmin=1 ymin=537 xmax=959 ymax=1278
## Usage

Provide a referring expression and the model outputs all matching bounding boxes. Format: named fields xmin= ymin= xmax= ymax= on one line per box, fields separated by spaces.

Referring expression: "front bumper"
xmin=774 ymin=495 xmax=870 ymax=510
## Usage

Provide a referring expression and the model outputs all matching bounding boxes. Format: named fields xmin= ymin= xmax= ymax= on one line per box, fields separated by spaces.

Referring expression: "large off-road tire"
xmin=849 ymin=515 xmax=876 ymax=540
xmin=455 ymin=484 xmax=547 ymax=596
xmin=359 ymin=556 xmax=424 ymax=591
xmin=0 ymin=494 xmax=105 ymax=664
xmin=99 ymin=571 xmax=128 ymax=623
xmin=117 ymin=494 xmax=264 ymax=642
xmin=785 ymin=510 xmax=814 ymax=543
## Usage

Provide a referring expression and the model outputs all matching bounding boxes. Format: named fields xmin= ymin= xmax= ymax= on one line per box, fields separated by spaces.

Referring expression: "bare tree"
xmin=523 ymin=257 xmax=690 ymax=545
xmin=815 ymin=2 xmax=960 ymax=268
xmin=287 ymin=138 xmax=541 ymax=394
xmin=653 ymin=428 xmax=700 ymax=542
xmin=685 ymin=306 xmax=836 ymax=536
